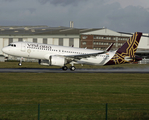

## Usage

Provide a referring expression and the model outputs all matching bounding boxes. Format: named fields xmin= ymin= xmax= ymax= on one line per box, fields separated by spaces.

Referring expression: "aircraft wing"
xmin=64 ymin=43 xmax=114 ymax=60
xmin=64 ymin=51 xmax=105 ymax=60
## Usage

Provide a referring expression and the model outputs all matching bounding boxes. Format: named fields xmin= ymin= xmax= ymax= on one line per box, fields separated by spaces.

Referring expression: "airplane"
xmin=2 ymin=32 xmax=142 ymax=71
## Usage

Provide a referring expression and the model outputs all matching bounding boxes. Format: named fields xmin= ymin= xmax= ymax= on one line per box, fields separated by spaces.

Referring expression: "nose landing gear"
xmin=18 ymin=63 xmax=22 ymax=66
xmin=18 ymin=57 xmax=23 ymax=66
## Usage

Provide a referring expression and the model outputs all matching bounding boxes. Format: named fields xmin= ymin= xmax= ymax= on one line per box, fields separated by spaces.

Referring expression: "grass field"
xmin=0 ymin=62 xmax=149 ymax=119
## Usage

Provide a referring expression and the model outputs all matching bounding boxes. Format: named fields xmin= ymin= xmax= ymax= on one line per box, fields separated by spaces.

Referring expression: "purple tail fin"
xmin=105 ymin=32 xmax=142 ymax=65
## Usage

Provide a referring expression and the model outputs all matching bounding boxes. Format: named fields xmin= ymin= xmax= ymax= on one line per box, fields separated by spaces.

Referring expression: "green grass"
xmin=0 ymin=62 xmax=149 ymax=119
xmin=0 ymin=73 xmax=149 ymax=104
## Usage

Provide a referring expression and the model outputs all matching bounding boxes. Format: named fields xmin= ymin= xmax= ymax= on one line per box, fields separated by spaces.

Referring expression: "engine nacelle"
xmin=38 ymin=56 xmax=67 ymax=66
xmin=49 ymin=56 xmax=67 ymax=66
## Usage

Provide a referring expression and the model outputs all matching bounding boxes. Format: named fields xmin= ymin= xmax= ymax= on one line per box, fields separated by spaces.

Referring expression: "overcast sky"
xmin=0 ymin=0 xmax=149 ymax=33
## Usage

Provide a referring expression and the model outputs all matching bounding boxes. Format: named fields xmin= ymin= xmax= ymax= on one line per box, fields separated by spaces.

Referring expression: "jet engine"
xmin=39 ymin=55 xmax=67 ymax=66
xmin=49 ymin=55 xmax=67 ymax=66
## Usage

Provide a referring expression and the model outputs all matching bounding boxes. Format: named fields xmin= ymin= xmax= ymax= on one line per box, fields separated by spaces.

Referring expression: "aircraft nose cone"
xmin=2 ymin=48 xmax=5 ymax=52
xmin=2 ymin=47 xmax=8 ymax=54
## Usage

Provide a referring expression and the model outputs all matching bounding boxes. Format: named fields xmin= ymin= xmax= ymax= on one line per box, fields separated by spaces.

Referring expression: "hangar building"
xmin=0 ymin=26 xmax=149 ymax=63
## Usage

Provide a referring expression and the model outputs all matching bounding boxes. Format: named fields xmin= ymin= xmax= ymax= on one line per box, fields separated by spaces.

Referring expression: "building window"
xmin=69 ymin=38 xmax=74 ymax=47
xmin=82 ymin=36 xmax=87 ymax=39
xmin=33 ymin=38 xmax=37 ymax=43
xmin=111 ymin=37 xmax=116 ymax=40
xmin=59 ymin=38 xmax=63 ymax=46
xmin=82 ymin=41 xmax=86 ymax=45
xmin=18 ymin=38 xmax=23 ymax=42
xmin=43 ymin=38 xmax=47 ymax=44
xmin=9 ymin=38 xmax=13 ymax=44
xmin=94 ymin=36 xmax=99 ymax=39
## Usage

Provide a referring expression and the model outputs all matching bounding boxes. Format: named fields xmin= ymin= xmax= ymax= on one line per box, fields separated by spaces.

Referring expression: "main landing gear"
xmin=62 ymin=66 xmax=76 ymax=71
xmin=62 ymin=66 xmax=68 ymax=71
xmin=70 ymin=66 xmax=76 ymax=71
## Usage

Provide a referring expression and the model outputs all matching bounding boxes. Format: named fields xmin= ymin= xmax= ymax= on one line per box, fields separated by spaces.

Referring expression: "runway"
xmin=0 ymin=68 xmax=149 ymax=73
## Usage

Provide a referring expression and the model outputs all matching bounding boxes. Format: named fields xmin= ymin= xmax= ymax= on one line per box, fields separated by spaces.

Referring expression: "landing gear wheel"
xmin=62 ymin=66 xmax=68 ymax=71
xmin=70 ymin=66 xmax=76 ymax=71
xmin=18 ymin=63 xmax=22 ymax=66
xmin=18 ymin=57 xmax=23 ymax=66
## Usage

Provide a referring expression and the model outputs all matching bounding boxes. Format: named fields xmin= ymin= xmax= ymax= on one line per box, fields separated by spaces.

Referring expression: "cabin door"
xmin=21 ymin=43 xmax=26 ymax=52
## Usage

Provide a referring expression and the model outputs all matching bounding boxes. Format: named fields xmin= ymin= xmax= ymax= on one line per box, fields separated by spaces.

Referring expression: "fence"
xmin=0 ymin=103 xmax=149 ymax=120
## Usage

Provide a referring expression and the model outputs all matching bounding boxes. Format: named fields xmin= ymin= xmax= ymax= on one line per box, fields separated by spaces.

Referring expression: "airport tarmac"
xmin=0 ymin=68 xmax=149 ymax=73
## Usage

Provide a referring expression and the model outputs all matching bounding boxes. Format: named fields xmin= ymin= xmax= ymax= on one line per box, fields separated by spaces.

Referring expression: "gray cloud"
xmin=38 ymin=0 xmax=88 ymax=6
xmin=1 ymin=0 xmax=17 ymax=2
xmin=0 ymin=0 xmax=149 ymax=33
xmin=28 ymin=8 xmax=36 ymax=14
xmin=104 ymin=5 xmax=149 ymax=32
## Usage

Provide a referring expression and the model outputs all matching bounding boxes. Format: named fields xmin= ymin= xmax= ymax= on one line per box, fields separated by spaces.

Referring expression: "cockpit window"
xmin=8 ymin=44 xmax=16 ymax=47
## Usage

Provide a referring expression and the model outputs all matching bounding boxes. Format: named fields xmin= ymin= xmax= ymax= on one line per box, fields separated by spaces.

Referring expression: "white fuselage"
xmin=2 ymin=42 xmax=115 ymax=66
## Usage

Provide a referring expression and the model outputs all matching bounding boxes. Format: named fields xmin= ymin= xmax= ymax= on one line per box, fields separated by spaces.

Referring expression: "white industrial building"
xmin=0 ymin=26 xmax=80 ymax=54
xmin=0 ymin=26 xmax=149 ymax=63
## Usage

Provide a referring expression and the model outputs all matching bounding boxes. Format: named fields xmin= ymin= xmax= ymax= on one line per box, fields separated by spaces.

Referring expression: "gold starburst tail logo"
xmin=105 ymin=32 xmax=142 ymax=65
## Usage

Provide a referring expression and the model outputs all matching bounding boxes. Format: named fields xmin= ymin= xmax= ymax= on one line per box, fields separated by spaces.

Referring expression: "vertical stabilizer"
xmin=105 ymin=32 xmax=142 ymax=65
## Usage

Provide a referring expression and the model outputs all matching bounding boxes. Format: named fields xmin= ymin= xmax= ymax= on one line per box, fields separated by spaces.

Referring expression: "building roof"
xmin=0 ymin=26 xmax=103 ymax=36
